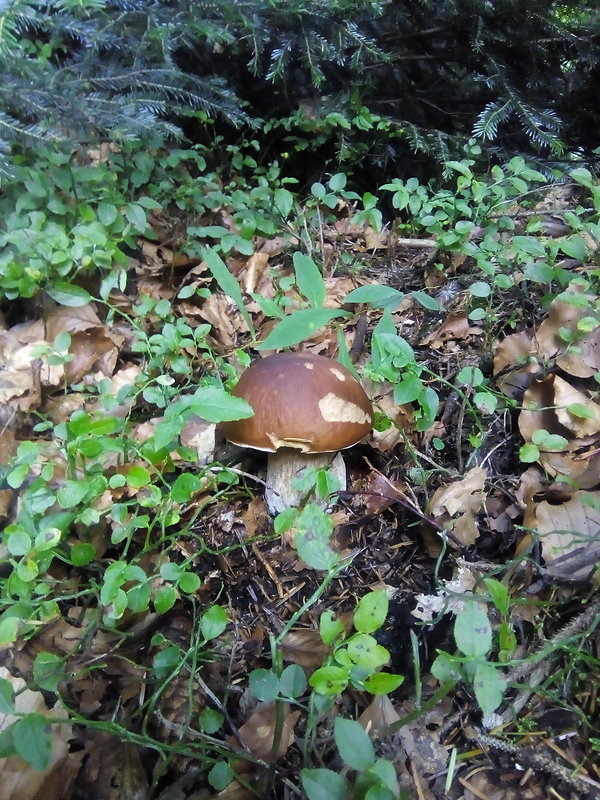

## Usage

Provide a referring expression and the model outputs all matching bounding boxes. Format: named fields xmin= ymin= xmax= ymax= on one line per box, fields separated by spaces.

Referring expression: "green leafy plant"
xmin=310 ymin=590 xmax=404 ymax=697
xmin=302 ymin=717 xmax=402 ymax=800
xmin=430 ymin=583 xmax=518 ymax=715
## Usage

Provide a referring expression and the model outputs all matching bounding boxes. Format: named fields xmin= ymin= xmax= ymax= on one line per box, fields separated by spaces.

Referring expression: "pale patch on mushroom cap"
xmin=329 ymin=367 xmax=346 ymax=382
xmin=221 ymin=351 xmax=373 ymax=453
xmin=318 ymin=392 xmax=372 ymax=425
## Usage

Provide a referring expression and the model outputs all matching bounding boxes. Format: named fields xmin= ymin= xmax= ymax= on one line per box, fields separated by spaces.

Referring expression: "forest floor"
xmin=1 ymin=156 xmax=600 ymax=800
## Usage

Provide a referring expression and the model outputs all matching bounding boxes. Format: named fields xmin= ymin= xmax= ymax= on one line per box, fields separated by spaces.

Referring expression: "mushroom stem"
xmin=265 ymin=450 xmax=346 ymax=515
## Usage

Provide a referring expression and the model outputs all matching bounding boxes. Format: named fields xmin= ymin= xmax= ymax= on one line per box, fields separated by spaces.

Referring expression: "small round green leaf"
xmin=301 ymin=768 xmax=349 ymax=800
xmin=249 ymin=668 xmax=280 ymax=702
xmin=178 ymin=571 xmax=201 ymax=593
xmin=454 ymin=601 xmax=492 ymax=658
xmin=334 ymin=717 xmax=375 ymax=770
xmin=208 ymin=761 xmax=234 ymax=791
xmin=354 ymin=590 xmax=388 ymax=634
xmin=126 ymin=466 xmax=151 ymax=488
xmin=154 ymin=584 xmax=177 ymax=614
xmin=201 ymin=605 xmax=228 ymax=640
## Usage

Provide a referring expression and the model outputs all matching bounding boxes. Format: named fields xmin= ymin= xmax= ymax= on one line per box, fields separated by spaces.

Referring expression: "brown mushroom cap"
xmin=222 ymin=352 xmax=373 ymax=453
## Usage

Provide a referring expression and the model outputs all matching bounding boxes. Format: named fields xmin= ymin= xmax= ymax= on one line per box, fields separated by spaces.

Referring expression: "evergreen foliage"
xmin=0 ymin=0 xmax=598 ymax=181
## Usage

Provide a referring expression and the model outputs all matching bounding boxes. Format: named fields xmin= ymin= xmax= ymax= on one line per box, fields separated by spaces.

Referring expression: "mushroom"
xmin=221 ymin=352 xmax=373 ymax=514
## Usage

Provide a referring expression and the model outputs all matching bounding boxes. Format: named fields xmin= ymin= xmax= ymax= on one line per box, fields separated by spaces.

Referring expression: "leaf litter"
xmin=1 ymin=164 xmax=600 ymax=800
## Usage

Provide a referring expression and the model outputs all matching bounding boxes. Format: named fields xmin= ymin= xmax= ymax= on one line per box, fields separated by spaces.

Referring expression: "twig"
xmin=465 ymin=725 xmax=600 ymax=795
xmin=394 ymin=237 xmax=439 ymax=248
xmin=500 ymin=596 xmax=600 ymax=722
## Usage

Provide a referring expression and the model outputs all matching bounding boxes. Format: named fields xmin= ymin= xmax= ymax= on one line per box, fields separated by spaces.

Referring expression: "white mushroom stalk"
xmin=264 ymin=450 xmax=346 ymax=515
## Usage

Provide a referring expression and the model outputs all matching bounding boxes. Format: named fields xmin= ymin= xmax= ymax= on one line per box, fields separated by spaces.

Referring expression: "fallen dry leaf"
xmin=535 ymin=290 xmax=600 ymax=378
xmin=552 ymin=375 xmax=600 ymax=438
xmin=420 ymin=313 xmax=479 ymax=348
xmin=518 ymin=375 xmax=600 ymax=484
xmin=493 ymin=329 xmax=542 ymax=397
xmin=200 ymin=292 xmax=249 ymax=349
xmin=280 ymin=630 xmax=330 ymax=671
xmin=180 ymin=414 xmax=217 ymax=464
xmin=526 ymin=490 xmax=600 ymax=579
xmin=519 ymin=376 xmax=574 ymax=446
xmin=358 ymin=694 xmax=401 ymax=737
xmin=430 ymin=467 xmax=487 ymax=517
xmin=0 ymin=668 xmax=78 ymax=800
xmin=241 ymin=252 xmax=270 ymax=294
xmin=76 ymin=729 xmax=148 ymax=800
xmin=424 ymin=467 xmax=487 ymax=550
xmin=236 ymin=701 xmax=300 ymax=761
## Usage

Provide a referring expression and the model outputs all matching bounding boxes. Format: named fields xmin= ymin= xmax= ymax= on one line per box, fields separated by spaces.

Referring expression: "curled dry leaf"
xmin=280 ymin=629 xmax=330 ymax=671
xmin=66 ymin=327 xmax=123 ymax=384
xmin=256 ymin=235 xmax=287 ymax=257
xmin=180 ymin=414 xmax=217 ymax=464
xmin=0 ymin=322 xmax=58 ymax=409
xmin=369 ymin=385 xmax=414 ymax=453
xmin=137 ymin=240 xmax=190 ymax=273
xmin=363 ymin=470 xmax=406 ymax=514
xmin=537 ymin=448 xmax=600 ymax=489
xmin=493 ymin=329 xmax=541 ymax=398
xmin=237 ymin=701 xmax=300 ymax=761
xmin=358 ymin=694 xmax=401 ymax=737
xmin=77 ymin=729 xmax=148 ymax=800
xmin=525 ymin=490 xmax=600 ymax=580
xmin=427 ymin=467 xmax=487 ymax=549
xmin=519 ymin=376 xmax=575 ymax=447
xmin=323 ymin=276 xmax=363 ymax=308
xmin=201 ymin=293 xmax=249 ymax=350
xmin=364 ymin=225 xmax=391 ymax=250
xmin=420 ymin=313 xmax=481 ymax=348
xmin=430 ymin=467 xmax=487 ymax=517
xmin=514 ymin=466 xmax=548 ymax=509
xmin=552 ymin=375 xmax=600 ymax=438
xmin=0 ymin=668 xmax=79 ymax=800
xmin=241 ymin=252 xmax=270 ymax=294
xmin=536 ymin=291 xmax=600 ymax=378
xmin=519 ymin=375 xmax=600 ymax=485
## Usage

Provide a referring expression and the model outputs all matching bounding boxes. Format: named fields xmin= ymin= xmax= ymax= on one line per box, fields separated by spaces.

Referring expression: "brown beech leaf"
xmin=280 ymin=630 xmax=330 ymax=670
xmin=364 ymin=225 xmax=390 ymax=250
xmin=430 ymin=467 xmax=487 ymax=518
xmin=241 ymin=252 xmax=270 ymax=294
xmin=200 ymin=293 xmax=249 ymax=349
xmin=514 ymin=466 xmax=548 ymax=509
xmin=528 ymin=490 xmax=600 ymax=579
xmin=420 ymin=313 xmax=478 ymax=348
xmin=237 ymin=701 xmax=300 ymax=761
xmin=0 ymin=668 xmax=78 ymax=800
xmin=0 ymin=331 xmax=47 ymax=409
xmin=493 ymin=329 xmax=541 ymax=397
xmin=519 ymin=376 xmax=574 ymax=446
xmin=428 ymin=467 xmax=487 ymax=548
xmin=358 ymin=694 xmax=401 ymax=737
xmin=536 ymin=449 xmax=600 ymax=490
xmin=76 ymin=729 xmax=147 ymax=800
xmin=552 ymin=375 xmax=600 ymax=438
xmin=362 ymin=470 xmax=415 ymax=515
xmin=369 ymin=386 xmax=414 ymax=453
xmin=180 ymin=415 xmax=216 ymax=464
xmin=66 ymin=329 xmax=120 ymax=383
xmin=535 ymin=291 xmax=600 ymax=378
